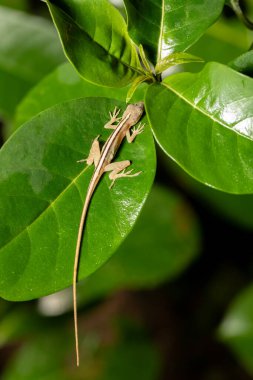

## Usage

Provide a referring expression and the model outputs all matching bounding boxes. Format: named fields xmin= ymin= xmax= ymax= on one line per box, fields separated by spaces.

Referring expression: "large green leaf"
xmin=0 ymin=6 xmax=65 ymax=119
xmin=38 ymin=186 xmax=200 ymax=315
xmin=124 ymin=0 xmax=225 ymax=64
xmin=15 ymin=63 xmax=148 ymax=128
xmin=0 ymin=97 xmax=156 ymax=301
xmin=166 ymin=159 xmax=253 ymax=230
xmin=145 ymin=62 xmax=253 ymax=194
xmin=46 ymin=0 xmax=143 ymax=87
xmin=77 ymin=185 xmax=200 ymax=305
xmin=218 ymin=283 xmax=253 ymax=375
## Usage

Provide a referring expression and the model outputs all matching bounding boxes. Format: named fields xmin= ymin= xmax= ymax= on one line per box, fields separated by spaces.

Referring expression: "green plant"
xmin=0 ymin=0 xmax=253 ymax=376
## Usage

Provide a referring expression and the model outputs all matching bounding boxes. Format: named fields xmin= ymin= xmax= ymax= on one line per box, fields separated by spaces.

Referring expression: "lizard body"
xmin=73 ymin=102 xmax=145 ymax=366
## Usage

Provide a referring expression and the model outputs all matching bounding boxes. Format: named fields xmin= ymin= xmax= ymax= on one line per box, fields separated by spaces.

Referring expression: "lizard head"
xmin=122 ymin=102 xmax=145 ymax=125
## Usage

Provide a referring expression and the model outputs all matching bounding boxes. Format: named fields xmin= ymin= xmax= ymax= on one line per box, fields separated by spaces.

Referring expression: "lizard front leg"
xmin=126 ymin=123 xmax=145 ymax=143
xmin=77 ymin=135 xmax=101 ymax=167
xmin=104 ymin=160 xmax=142 ymax=189
xmin=104 ymin=107 xmax=121 ymax=130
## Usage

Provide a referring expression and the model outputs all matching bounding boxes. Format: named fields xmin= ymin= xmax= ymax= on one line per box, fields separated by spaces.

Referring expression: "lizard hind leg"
xmin=77 ymin=135 xmax=101 ymax=167
xmin=104 ymin=160 xmax=142 ymax=189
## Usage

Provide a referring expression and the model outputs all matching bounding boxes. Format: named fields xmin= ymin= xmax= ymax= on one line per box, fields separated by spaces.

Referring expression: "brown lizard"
xmin=73 ymin=102 xmax=145 ymax=366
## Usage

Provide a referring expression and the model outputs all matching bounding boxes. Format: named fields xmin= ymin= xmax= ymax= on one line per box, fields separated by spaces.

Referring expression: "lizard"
xmin=73 ymin=102 xmax=145 ymax=366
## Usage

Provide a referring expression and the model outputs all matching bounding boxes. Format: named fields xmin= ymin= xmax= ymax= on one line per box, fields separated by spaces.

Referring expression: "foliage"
xmin=0 ymin=308 xmax=161 ymax=380
xmin=0 ymin=6 xmax=65 ymax=120
xmin=219 ymin=283 xmax=253 ymax=375
xmin=0 ymin=0 xmax=253 ymax=377
xmin=0 ymin=98 xmax=155 ymax=300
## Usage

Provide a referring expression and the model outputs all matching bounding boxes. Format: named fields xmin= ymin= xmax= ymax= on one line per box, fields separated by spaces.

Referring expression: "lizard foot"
xmin=109 ymin=168 xmax=142 ymax=189
xmin=104 ymin=107 xmax=121 ymax=129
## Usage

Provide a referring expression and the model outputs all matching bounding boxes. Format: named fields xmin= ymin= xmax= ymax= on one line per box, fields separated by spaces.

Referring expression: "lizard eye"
xmin=134 ymin=102 xmax=144 ymax=110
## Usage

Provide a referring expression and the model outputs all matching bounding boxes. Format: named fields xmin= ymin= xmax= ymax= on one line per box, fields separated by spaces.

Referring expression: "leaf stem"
xmin=230 ymin=0 xmax=253 ymax=30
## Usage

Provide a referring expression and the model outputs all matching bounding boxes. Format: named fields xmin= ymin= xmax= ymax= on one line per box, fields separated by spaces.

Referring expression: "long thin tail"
xmin=73 ymin=179 xmax=98 ymax=366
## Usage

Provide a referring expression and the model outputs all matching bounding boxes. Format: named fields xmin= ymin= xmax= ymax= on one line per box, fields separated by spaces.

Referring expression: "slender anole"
xmin=73 ymin=102 xmax=145 ymax=366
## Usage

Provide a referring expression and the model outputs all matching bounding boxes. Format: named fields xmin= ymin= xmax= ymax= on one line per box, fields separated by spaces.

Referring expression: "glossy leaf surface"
xmin=155 ymin=52 xmax=203 ymax=74
xmin=0 ymin=98 xmax=156 ymax=301
xmin=46 ymin=0 xmax=142 ymax=87
xmin=167 ymin=159 xmax=253 ymax=230
xmin=15 ymin=63 xmax=148 ymax=128
xmin=0 ymin=6 xmax=65 ymax=118
xmin=77 ymin=185 xmax=200 ymax=305
xmin=124 ymin=0 xmax=225 ymax=63
xmin=219 ymin=284 xmax=253 ymax=375
xmin=146 ymin=62 xmax=253 ymax=194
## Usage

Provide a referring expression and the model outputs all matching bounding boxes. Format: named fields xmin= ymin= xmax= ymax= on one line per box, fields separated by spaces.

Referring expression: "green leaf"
xmin=15 ymin=63 xmax=126 ymax=127
xmin=155 ymin=52 xmax=203 ymax=74
xmin=166 ymin=159 xmax=253 ymax=230
xmin=139 ymin=45 xmax=153 ymax=74
xmin=0 ymin=6 xmax=65 ymax=119
xmin=46 ymin=0 xmax=143 ymax=87
xmin=145 ymin=62 xmax=253 ymax=194
xmin=124 ymin=0 xmax=225 ymax=64
xmin=15 ymin=63 xmax=149 ymax=128
xmin=229 ymin=50 xmax=253 ymax=77
xmin=0 ymin=97 xmax=156 ymax=301
xmin=77 ymin=185 xmax=200 ymax=305
xmin=126 ymin=75 xmax=151 ymax=103
xmin=188 ymin=17 xmax=248 ymax=67
xmin=229 ymin=0 xmax=253 ymax=30
xmin=218 ymin=283 xmax=253 ymax=375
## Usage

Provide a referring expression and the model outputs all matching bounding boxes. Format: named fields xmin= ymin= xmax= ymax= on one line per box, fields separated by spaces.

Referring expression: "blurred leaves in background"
xmin=70 ymin=185 xmax=200 ymax=308
xmin=0 ymin=183 xmax=199 ymax=378
xmin=219 ymin=284 xmax=253 ymax=376
xmin=0 ymin=301 xmax=161 ymax=380
xmin=0 ymin=5 xmax=65 ymax=122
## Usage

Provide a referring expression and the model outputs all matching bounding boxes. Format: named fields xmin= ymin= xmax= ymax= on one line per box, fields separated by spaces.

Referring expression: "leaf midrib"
xmin=162 ymin=82 xmax=253 ymax=142
xmin=49 ymin=2 xmax=143 ymax=76
xmin=157 ymin=0 xmax=165 ymax=62
xmin=0 ymin=164 xmax=91 ymax=253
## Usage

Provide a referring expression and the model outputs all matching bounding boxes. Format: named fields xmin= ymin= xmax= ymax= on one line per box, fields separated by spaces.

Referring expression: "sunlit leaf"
xmin=146 ymin=62 xmax=253 ymax=194
xmin=77 ymin=185 xmax=200 ymax=305
xmin=155 ymin=52 xmax=203 ymax=74
xmin=0 ymin=97 xmax=156 ymax=301
xmin=124 ymin=0 xmax=225 ymax=63
xmin=126 ymin=75 xmax=151 ymax=103
xmin=15 ymin=63 xmax=149 ymax=128
xmin=46 ymin=0 xmax=143 ymax=87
